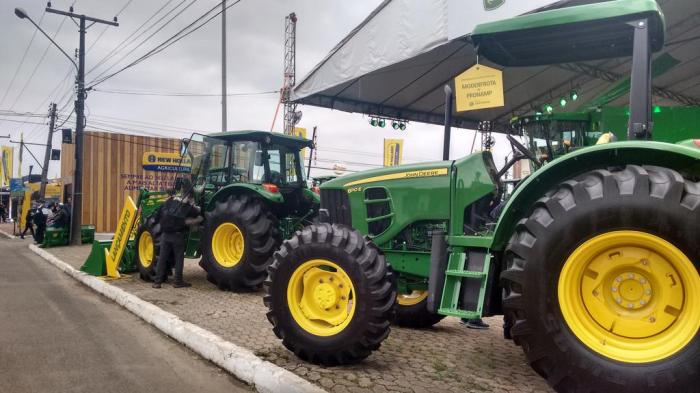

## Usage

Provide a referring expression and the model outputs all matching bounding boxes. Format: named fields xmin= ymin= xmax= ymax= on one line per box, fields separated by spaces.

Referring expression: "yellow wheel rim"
xmin=287 ymin=259 xmax=356 ymax=336
xmin=396 ymin=290 xmax=428 ymax=306
xmin=559 ymin=231 xmax=700 ymax=363
xmin=138 ymin=231 xmax=154 ymax=268
xmin=211 ymin=222 xmax=245 ymax=268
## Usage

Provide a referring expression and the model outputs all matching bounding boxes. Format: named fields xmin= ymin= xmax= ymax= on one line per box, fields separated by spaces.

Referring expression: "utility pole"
xmin=39 ymin=102 xmax=57 ymax=199
xmin=44 ymin=5 xmax=118 ymax=245
xmin=221 ymin=0 xmax=227 ymax=132
xmin=282 ymin=12 xmax=298 ymax=135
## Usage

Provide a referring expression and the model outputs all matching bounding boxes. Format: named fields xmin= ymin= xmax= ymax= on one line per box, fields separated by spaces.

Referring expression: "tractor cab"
xmin=183 ymin=131 xmax=311 ymax=189
xmin=180 ymin=130 xmax=317 ymax=225
xmin=510 ymin=113 xmax=597 ymax=164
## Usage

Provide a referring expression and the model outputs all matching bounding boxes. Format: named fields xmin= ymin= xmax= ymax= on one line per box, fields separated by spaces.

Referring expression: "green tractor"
xmin=264 ymin=1 xmax=699 ymax=391
xmin=135 ymin=130 xmax=319 ymax=290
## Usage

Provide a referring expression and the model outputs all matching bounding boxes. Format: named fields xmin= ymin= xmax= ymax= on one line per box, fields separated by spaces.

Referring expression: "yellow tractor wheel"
xmin=264 ymin=223 xmax=396 ymax=365
xmin=502 ymin=166 xmax=699 ymax=392
xmin=200 ymin=194 xmax=280 ymax=291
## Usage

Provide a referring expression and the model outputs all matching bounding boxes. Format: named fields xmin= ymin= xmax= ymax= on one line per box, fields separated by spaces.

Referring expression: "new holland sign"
xmin=142 ymin=152 xmax=191 ymax=173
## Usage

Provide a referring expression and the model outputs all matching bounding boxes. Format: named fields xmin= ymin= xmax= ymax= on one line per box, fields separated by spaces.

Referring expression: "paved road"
xmin=0 ymin=236 xmax=251 ymax=393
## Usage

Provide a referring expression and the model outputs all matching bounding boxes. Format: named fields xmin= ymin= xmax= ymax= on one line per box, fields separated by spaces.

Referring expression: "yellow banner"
xmin=104 ymin=196 xmax=138 ymax=278
xmin=383 ymin=139 xmax=404 ymax=167
xmin=293 ymin=127 xmax=307 ymax=161
xmin=1 ymin=146 xmax=13 ymax=187
xmin=142 ymin=152 xmax=191 ymax=173
xmin=455 ymin=64 xmax=504 ymax=112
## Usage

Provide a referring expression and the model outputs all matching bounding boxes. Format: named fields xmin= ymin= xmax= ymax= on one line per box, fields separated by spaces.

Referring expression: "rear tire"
xmin=135 ymin=214 xmax=162 ymax=282
xmin=502 ymin=165 xmax=700 ymax=392
xmin=393 ymin=291 xmax=445 ymax=328
xmin=200 ymin=194 xmax=280 ymax=291
xmin=264 ymin=223 xmax=396 ymax=365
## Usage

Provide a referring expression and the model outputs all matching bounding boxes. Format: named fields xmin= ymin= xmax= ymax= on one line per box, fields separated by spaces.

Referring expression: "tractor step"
xmin=437 ymin=248 xmax=491 ymax=319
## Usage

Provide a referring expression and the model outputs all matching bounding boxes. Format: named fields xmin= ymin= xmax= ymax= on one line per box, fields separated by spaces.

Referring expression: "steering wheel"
xmin=507 ymin=134 xmax=540 ymax=167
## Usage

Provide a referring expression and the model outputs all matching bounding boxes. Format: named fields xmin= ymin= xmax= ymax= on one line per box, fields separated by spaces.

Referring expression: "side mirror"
xmin=180 ymin=139 xmax=190 ymax=156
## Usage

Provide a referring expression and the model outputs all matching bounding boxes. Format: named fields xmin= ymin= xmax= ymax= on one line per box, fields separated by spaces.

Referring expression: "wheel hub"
xmin=211 ymin=223 xmax=245 ymax=268
xmin=612 ymin=272 xmax=652 ymax=310
xmin=559 ymin=231 xmax=700 ymax=363
xmin=313 ymin=283 xmax=338 ymax=310
xmin=139 ymin=231 xmax=154 ymax=268
xmin=287 ymin=259 xmax=356 ymax=336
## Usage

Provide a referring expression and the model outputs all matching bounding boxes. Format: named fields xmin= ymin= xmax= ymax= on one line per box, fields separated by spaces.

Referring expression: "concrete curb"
xmin=29 ymin=244 xmax=326 ymax=393
xmin=0 ymin=228 xmax=17 ymax=239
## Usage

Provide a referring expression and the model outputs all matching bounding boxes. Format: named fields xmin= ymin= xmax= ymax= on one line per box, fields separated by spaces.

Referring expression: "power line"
xmin=0 ymin=10 xmax=47 ymax=107
xmin=88 ymin=0 xmax=243 ymax=89
xmin=92 ymin=87 xmax=277 ymax=97
xmin=86 ymin=0 xmax=181 ymax=76
xmin=88 ymin=0 xmax=197 ymax=81
xmin=0 ymin=118 xmax=48 ymax=126
xmin=6 ymin=6 xmax=73 ymax=112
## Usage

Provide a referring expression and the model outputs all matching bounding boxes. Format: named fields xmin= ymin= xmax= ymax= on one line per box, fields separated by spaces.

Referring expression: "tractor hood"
xmin=321 ymin=161 xmax=451 ymax=190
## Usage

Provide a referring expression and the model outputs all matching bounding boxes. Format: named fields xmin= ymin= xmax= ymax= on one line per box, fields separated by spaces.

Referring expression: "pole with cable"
xmin=39 ymin=102 xmax=56 ymax=199
xmin=221 ymin=0 xmax=227 ymax=132
xmin=42 ymin=5 xmax=119 ymax=245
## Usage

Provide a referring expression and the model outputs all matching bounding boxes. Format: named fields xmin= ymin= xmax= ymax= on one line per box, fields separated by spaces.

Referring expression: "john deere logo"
xmin=484 ymin=0 xmax=504 ymax=11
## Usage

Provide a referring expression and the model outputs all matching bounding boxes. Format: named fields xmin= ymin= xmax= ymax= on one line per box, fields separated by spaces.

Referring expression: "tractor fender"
xmin=492 ymin=141 xmax=700 ymax=250
xmin=206 ymin=183 xmax=284 ymax=212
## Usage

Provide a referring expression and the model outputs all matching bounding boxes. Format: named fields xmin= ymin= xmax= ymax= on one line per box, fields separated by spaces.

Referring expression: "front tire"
xmin=135 ymin=214 xmax=162 ymax=281
xmin=502 ymin=166 xmax=700 ymax=392
xmin=200 ymin=195 xmax=280 ymax=291
xmin=264 ymin=224 xmax=396 ymax=365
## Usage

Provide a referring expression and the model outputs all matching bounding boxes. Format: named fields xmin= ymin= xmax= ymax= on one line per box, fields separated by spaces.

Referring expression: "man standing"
xmin=33 ymin=203 xmax=47 ymax=244
xmin=152 ymin=178 xmax=202 ymax=289
xmin=19 ymin=203 xmax=35 ymax=240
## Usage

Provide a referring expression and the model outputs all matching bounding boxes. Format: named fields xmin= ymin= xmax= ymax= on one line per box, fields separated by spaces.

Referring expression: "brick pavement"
xmin=40 ymin=243 xmax=553 ymax=393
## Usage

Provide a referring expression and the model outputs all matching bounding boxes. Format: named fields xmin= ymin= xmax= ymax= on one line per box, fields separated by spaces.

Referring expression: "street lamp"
xmin=14 ymin=8 xmax=77 ymax=70
xmin=16 ymin=4 xmax=118 ymax=245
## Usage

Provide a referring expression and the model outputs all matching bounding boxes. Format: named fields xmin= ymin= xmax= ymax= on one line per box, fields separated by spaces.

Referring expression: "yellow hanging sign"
xmin=383 ymin=139 xmax=404 ymax=167
xmin=455 ymin=64 xmax=504 ymax=112
xmin=104 ymin=196 xmax=138 ymax=278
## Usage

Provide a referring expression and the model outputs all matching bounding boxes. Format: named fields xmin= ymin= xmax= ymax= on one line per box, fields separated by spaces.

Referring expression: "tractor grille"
xmin=320 ymin=188 xmax=352 ymax=226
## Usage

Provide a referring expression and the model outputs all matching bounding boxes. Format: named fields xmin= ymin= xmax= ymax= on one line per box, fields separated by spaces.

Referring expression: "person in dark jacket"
xmin=33 ymin=204 xmax=47 ymax=244
xmin=50 ymin=203 xmax=69 ymax=228
xmin=20 ymin=204 xmax=35 ymax=239
xmin=0 ymin=203 xmax=6 ymax=223
xmin=152 ymin=178 xmax=202 ymax=289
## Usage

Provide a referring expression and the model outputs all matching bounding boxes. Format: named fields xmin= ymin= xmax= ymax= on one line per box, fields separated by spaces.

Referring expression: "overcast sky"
xmin=0 ymin=0 xmax=509 ymax=180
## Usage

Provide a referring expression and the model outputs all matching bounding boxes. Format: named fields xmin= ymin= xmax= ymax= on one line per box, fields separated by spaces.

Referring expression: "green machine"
xmin=512 ymin=106 xmax=700 ymax=164
xmin=134 ymin=130 xmax=319 ymax=290
xmin=264 ymin=2 xmax=700 ymax=391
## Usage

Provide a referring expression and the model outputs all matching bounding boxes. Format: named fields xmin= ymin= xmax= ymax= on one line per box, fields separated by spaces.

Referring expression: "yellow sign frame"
xmin=104 ymin=196 xmax=138 ymax=278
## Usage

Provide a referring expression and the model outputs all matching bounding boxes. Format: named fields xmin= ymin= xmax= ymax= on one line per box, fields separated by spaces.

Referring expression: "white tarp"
xmin=294 ymin=0 xmax=564 ymax=100
xmin=294 ymin=0 xmax=700 ymax=128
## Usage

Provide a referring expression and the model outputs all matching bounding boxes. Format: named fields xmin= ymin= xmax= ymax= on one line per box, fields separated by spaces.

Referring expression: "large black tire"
xmin=135 ymin=214 xmax=162 ymax=282
xmin=200 ymin=194 xmax=280 ymax=291
xmin=264 ymin=223 xmax=396 ymax=365
xmin=393 ymin=291 xmax=445 ymax=328
xmin=502 ymin=165 xmax=700 ymax=392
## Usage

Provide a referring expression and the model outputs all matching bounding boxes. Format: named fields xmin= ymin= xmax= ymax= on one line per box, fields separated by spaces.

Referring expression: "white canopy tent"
xmin=294 ymin=0 xmax=700 ymax=130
